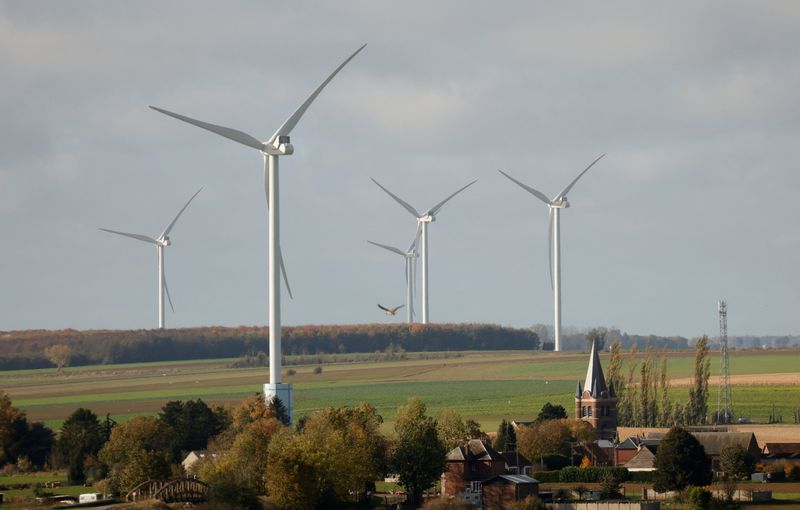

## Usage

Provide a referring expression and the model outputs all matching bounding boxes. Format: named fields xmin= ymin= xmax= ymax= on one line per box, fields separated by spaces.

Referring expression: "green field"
xmin=2 ymin=349 xmax=799 ymax=431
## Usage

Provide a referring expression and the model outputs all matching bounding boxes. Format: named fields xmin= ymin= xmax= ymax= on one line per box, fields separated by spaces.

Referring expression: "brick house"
xmin=482 ymin=474 xmax=540 ymax=510
xmin=442 ymin=439 xmax=506 ymax=507
xmin=574 ymin=339 xmax=617 ymax=440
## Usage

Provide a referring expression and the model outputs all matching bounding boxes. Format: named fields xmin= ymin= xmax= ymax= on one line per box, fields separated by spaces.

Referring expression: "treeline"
xmin=531 ymin=325 xmax=691 ymax=351
xmin=0 ymin=323 xmax=539 ymax=370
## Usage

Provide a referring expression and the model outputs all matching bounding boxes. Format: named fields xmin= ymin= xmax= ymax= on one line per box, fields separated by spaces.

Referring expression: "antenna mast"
xmin=715 ymin=300 xmax=734 ymax=424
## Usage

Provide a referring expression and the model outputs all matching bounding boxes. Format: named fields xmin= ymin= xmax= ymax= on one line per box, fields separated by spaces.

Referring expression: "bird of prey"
xmin=378 ymin=304 xmax=405 ymax=316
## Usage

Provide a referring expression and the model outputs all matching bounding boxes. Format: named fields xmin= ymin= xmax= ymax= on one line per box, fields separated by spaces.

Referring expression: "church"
xmin=574 ymin=339 xmax=617 ymax=440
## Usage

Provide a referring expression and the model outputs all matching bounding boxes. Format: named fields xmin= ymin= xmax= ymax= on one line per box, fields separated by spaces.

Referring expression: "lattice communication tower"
xmin=715 ymin=299 xmax=734 ymax=424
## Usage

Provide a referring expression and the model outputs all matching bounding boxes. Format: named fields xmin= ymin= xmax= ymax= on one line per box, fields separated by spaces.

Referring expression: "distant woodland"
xmin=0 ymin=323 xmax=539 ymax=370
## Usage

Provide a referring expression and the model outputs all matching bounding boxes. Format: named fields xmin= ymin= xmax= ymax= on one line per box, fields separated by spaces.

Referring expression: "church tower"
xmin=574 ymin=339 xmax=617 ymax=440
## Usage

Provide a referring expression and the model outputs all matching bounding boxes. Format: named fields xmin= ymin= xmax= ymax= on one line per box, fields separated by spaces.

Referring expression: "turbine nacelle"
xmin=261 ymin=136 xmax=294 ymax=156
xmin=550 ymin=198 xmax=569 ymax=209
xmin=418 ymin=215 xmax=435 ymax=223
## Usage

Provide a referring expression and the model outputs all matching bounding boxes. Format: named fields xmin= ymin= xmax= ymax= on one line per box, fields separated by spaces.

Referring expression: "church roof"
xmin=583 ymin=338 xmax=609 ymax=397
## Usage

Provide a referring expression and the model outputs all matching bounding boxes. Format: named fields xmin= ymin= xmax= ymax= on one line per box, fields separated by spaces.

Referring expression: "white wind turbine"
xmin=100 ymin=188 xmax=202 ymax=329
xmin=150 ymin=44 xmax=366 ymax=419
xmin=498 ymin=154 xmax=604 ymax=351
xmin=368 ymin=238 xmax=418 ymax=323
xmin=371 ymin=178 xmax=477 ymax=324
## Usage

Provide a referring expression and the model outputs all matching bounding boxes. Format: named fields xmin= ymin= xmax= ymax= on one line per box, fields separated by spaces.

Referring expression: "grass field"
xmin=1 ymin=349 xmax=799 ymax=432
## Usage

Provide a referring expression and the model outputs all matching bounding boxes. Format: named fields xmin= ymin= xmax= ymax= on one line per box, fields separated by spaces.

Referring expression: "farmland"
xmin=2 ymin=349 xmax=799 ymax=431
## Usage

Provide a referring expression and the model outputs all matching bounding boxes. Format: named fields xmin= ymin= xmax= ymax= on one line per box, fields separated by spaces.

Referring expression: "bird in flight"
xmin=378 ymin=304 xmax=406 ymax=316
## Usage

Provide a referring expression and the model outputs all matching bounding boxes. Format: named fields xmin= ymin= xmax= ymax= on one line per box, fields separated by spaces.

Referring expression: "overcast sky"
xmin=1 ymin=1 xmax=798 ymax=338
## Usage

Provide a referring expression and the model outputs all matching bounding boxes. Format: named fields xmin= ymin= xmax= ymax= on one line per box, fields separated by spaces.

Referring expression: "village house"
xmin=761 ymin=442 xmax=800 ymax=463
xmin=442 ymin=439 xmax=507 ymax=506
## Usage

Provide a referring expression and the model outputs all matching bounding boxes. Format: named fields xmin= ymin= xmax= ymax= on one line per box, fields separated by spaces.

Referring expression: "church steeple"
xmin=583 ymin=338 xmax=608 ymax=397
xmin=574 ymin=337 xmax=617 ymax=439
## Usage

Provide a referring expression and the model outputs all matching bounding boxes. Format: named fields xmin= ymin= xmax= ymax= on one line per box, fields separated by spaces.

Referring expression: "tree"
xmin=719 ymin=444 xmax=756 ymax=480
xmin=436 ymin=409 xmax=470 ymax=451
xmin=585 ymin=328 xmax=606 ymax=351
xmin=0 ymin=391 xmax=54 ymax=469
xmin=56 ymin=408 xmax=105 ymax=483
xmin=266 ymin=403 xmax=388 ymax=509
xmin=159 ymin=399 xmax=230 ymax=454
xmin=493 ymin=419 xmax=516 ymax=452
xmin=267 ymin=396 xmax=290 ymax=426
xmin=44 ymin=344 xmax=72 ymax=374
xmin=598 ymin=470 xmax=622 ymax=499
xmin=517 ymin=420 xmax=571 ymax=463
xmin=98 ymin=416 xmax=176 ymax=493
xmin=537 ymin=402 xmax=567 ymax=422
xmin=686 ymin=336 xmax=711 ymax=425
xmin=652 ymin=427 xmax=712 ymax=492
xmin=390 ymin=397 xmax=446 ymax=507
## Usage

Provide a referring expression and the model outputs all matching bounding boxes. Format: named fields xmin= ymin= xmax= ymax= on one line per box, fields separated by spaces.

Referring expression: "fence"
xmin=548 ymin=502 xmax=660 ymax=510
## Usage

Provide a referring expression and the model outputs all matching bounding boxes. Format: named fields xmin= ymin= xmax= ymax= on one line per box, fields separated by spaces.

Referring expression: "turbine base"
xmin=264 ymin=383 xmax=293 ymax=424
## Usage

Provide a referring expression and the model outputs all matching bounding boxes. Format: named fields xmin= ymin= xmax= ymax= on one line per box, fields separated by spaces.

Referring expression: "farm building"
xmin=761 ymin=442 xmax=800 ymax=462
xmin=482 ymin=474 xmax=540 ymax=510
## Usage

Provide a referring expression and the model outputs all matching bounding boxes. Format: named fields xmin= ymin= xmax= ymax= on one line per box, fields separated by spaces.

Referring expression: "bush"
xmin=532 ymin=470 xmax=560 ymax=483
xmin=786 ymin=463 xmax=800 ymax=481
xmin=422 ymin=497 xmax=472 ymax=510
xmin=313 ymin=366 xmax=322 ymax=374
xmin=285 ymin=369 xmax=296 ymax=376
xmin=629 ymin=471 xmax=654 ymax=483
xmin=687 ymin=487 xmax=711 ymax=510
xmin=508 ymin=495 xmax=546 ymax=510
xmin=558 ymin=466 xmax=629 ymax=483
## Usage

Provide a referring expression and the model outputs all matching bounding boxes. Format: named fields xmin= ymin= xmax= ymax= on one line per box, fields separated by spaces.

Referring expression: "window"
xmin=588 ymin=406 xmax=592 ymax=417
xmin=470 ymin=481 xmax=482 ymax=493
xmin=581 ymin=406 xmax=586 ymax=417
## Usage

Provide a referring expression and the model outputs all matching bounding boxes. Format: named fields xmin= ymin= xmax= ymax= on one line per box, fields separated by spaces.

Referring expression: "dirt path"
xmin=670 ymin=372 xmax=800 ymax=387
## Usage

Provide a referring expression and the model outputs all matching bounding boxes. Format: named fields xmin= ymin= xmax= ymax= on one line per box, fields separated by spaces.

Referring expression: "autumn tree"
xmin=436 ymin=409 xmax=471 ymax=451
xmin=517 ymin=420 xmax=571 ymax=463
xmin=266 ymin=403 xmax=388 ymax=509
xmin=98 ymin=416 xmax=176 ymax=493
xmin=44 ymin=344 xmax=71 ymax=374
xmin=686 ymin=336 xmax=711 ymax=425
xmin=390 ymin=397 xmax=446 ymax=507
xmin=652 ymin=427 xmax=711 ymax=492
xmin=719 ymin=444 xmax=756 ymax=480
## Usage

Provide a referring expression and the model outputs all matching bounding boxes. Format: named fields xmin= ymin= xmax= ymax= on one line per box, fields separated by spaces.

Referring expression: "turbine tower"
xmin=151 ymin=44 xmax=366 ymax=421
xmin=100 ymin=188 xmax=202 ymax=329
xmin=716 ymin=299 xmax=734 ymax=424
xmin=498 ymin=154 xmax=604 ymax=351
xmin=370 ymin=178 xmax=477 ymax=324
xmin=368 ymin=238 xmax=418 ymax=323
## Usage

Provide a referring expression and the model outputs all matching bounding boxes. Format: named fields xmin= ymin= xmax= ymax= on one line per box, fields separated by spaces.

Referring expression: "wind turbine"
xmin=150 ymin=44 xmax=366 ymax=419
xmin=368 ymin=238 xmax=418 ymax=323
xmin=498 ymin=154 xmax=604 ymax=352
xmin=100 ymin=188 xmax=202 ymax=329
xmin=371 ymin=178 xmax=477 ymax=324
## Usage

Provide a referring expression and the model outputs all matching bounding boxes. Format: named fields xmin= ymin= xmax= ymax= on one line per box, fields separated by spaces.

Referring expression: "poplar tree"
xmin=687 ymin=336 xmax=711 ymax=425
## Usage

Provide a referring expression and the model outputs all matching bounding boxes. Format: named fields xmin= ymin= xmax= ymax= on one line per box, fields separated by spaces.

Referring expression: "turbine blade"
xmin=498 ymin=170 xmax=551 ymax=204
xmin=555 ymin=153 xmax=606 ymax=201
xmin=407 ymin=235 xmax=417 ymax=254
xmin=267 ymin=44 xmax=367 ymax=145
xmin=370 ymin=178 xmax=420 ymax=217
xmin=163 ymin=272 xmax=175 ymax=313
xmin=149 ymin=106 xmax=265 ymax=151
xmin=367 ymin=240 xmax=405 ymax=256
xmin=404 ymin=257 xmax=409 ymax=285
xmin=161 ymin=188 xmax=203 ymax=239
xmin=99 ymin=228 xmax=158 ymax=245
xmin=279 ymin=247 xmax=294 ymax=300
xmin=548 ymin=208 xmax=554 ymax=291
xmin=427 ymin=179 xmax=478 ymax=216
